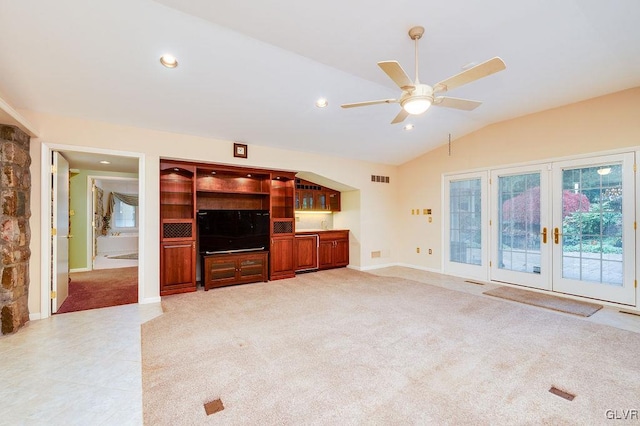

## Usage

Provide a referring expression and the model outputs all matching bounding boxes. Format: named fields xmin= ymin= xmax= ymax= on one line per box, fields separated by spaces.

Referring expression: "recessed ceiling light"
xmin=315 ymin=98 xmax=328 ymax=108
xmin=99 ymin=160 xmax=111 ymax=164
xmin=247 ymin=174 xmax=252 ymax=177
xmin=160 ymin=54 xmax=178 ymax=68
xmin=403 ymin=124 xmax=414 ymax=131
xmin=211 ymin=171 xmax=216 ymax=175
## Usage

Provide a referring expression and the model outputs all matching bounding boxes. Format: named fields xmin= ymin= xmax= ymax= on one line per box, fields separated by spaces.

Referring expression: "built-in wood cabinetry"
xmin=294 ymin=234 xmax=319 ymax=271
xmin=270 ymin=172 xmax=296 ymax=280
xmin=318 ymin=230 xmax=349 ymax=270
xmin=295 ymin=178 xmax=341 ymax=211
xmin=160 ymin=162 xmax=197 ymax=295
xmin=160 ymin=160 xmax=298 ymax=294
xmin=202 ymin=251 xmax=268 ymax=290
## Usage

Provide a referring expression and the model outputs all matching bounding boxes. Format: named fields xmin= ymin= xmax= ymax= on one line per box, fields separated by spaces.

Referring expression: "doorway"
xmin=43 ymin=144 xmax=144 ymax=317
xmin=489 ymin=154 xmax=636 ymax=305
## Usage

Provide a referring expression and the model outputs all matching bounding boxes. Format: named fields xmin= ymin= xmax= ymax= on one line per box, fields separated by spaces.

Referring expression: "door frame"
xmin=442 ymin=171 xmax=489 ymax=281
xmin=40 ymin=143 xmax=146 ymax=319
xmin=86 ymin=175 xmax=139 ymax=270
xmin=551 ymin=153 xmax=636 ymax=305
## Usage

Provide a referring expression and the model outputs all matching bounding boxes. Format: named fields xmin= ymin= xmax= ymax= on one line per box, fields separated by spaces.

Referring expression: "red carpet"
xmin=57 ymin=267 xmax=138 ymax=314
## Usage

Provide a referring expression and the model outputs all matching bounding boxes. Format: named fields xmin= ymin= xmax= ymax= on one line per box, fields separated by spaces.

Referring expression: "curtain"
xmin=104 ymin=192 xmax=138 ymax=234
xmin=111 ymin=192 xmax=139 ymax=207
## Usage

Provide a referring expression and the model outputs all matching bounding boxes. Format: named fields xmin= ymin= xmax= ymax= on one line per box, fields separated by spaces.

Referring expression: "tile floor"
xmin=0 ymin=303 xmax=162 ymax=425
xmin=1 ymin=266 xmax=638 ymax=425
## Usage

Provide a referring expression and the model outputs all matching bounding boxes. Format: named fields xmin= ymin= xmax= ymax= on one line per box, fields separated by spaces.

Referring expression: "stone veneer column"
xmin=0 ymin=125 xmax=31 ymax=335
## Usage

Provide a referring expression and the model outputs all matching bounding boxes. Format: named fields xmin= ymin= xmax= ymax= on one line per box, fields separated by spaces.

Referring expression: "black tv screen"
xmin=197 ymin=210 xmax=270 ymax=254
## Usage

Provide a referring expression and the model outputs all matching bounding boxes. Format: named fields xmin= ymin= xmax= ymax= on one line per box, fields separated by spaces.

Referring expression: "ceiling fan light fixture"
xmin=402 ymin=98 xmax=432 ymax=115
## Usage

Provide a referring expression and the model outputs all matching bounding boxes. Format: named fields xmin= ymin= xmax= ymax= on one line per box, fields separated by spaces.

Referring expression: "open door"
xmin=52 ymin=152 xmax=70 ymax=313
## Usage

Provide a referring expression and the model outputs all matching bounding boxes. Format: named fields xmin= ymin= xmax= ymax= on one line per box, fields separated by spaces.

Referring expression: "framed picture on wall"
xmin=234 ymin=143 xmax=248 ymax=158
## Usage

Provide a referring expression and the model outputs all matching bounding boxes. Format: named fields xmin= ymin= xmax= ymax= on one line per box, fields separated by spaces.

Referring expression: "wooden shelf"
xmin=196 ymin=190 xmax=269 ymax=196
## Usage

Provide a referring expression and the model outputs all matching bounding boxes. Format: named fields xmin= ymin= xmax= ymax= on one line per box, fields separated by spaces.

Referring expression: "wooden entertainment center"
xmin=161 ymin=159 xmax=347 ymax=296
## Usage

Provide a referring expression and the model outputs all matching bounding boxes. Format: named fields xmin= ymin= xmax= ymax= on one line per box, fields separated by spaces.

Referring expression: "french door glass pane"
xmin=449 ymin=179 xmax=482 ymax=265
xmin=561 ymin=164 xmax=623 ymax=286
xmin=498 ymin=173 xmax=541 ymax=274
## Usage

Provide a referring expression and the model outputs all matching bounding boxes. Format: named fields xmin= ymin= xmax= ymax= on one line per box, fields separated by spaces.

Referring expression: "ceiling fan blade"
xmin=341 ymin=99 xmax=398 ymax=109
xmin=434 ymin=96 xmax=482 ymax=111
xmin=378 ymin=61 xmax=415 ymax=90
xmin=391 ymin=109 xmax=409 ymax=124
xmin=433 ymin=57 xmax=506 ymax=94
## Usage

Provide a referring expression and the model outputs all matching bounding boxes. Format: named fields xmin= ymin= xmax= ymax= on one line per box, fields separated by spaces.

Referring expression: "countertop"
xmin=295 ymin=229 xmax=349 ymax=234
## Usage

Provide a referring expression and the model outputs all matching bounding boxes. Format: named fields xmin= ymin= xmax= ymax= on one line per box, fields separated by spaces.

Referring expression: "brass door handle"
xmin=554 ymin=227 xmax=561 ymax=244
xmin=541 ymin=227 xmax=547 ymax=244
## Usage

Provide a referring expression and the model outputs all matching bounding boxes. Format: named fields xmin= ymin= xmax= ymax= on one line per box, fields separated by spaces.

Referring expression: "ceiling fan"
xmin=341 ymin=26 xmax=506 ymax=124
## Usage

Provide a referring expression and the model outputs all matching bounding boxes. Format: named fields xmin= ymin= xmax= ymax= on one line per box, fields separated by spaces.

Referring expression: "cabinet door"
xmin=328 ymin=192 xmax=341 ymax=211
xmin=334 ymin=239 xmax=349 ymax=267
xmin=271 ymin=236 xmax=295 ymax=279
xmin=161 ymin=242 xmax=196 ymax=295
xmin=239 ymin=254 xmax=268 ymax=282
xmin=318 ymin=240 xmax=334 ymax=269
xmin=204 ymin=256 xmax=238 ymax=289
xmin=295 ymin=235 xmax=318 ymax=271
xmin=316 ymin=192 xmax=328 ymax=210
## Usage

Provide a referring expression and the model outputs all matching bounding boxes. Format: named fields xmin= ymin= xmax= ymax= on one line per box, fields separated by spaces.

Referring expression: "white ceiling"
xmin=0 ymin=0 xmax=638 ymax=165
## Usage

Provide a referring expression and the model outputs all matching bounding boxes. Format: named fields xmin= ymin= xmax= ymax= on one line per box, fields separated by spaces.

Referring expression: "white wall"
xmin=24 ymin=110 xmax=400 ymax=317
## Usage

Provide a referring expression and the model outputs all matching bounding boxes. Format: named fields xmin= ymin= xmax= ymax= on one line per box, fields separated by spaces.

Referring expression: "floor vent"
xmin=549 ymin=386 xmax=575 ymax=401
xmin=204 ymin=398 xmax=225 ymax=415
xmin=464 ymin=280 xmax=486 ymax=286
xmin=619 ymin=310 xmax=640 ymax=317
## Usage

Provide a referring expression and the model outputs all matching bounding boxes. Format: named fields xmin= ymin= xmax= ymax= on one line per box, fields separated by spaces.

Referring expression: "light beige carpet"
xmin=142 ymin=268 xmax=640 ymax=425
xmin=484 ymin=286 xmax=603 ymax=317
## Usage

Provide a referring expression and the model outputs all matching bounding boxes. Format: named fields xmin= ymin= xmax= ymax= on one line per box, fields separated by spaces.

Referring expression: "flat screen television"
xmin=197 ymin=209 xmax=270 ymax=255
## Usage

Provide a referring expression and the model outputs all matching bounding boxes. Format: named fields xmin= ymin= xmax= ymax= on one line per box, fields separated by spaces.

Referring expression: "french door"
xmin=551 ymin=154 xmax=635 ymax=305
xmin=490 ymin=165 xmax=550 ymax=290
xmin=486 ymin=154 xmax=635 ymax=305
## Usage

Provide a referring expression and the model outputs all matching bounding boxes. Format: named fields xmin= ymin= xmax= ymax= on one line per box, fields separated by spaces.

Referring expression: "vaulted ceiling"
xmin=0 ymin=0 xmax=639 ymax=165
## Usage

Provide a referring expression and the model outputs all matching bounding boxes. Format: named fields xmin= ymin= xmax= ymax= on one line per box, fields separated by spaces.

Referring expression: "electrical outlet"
xmin=428 ymin=249 xmax=432 ymax=255
xmin=428 ymin=217 xmax=432 ymax=223
xmin=416 ymin=247 xmax=420 ymax=253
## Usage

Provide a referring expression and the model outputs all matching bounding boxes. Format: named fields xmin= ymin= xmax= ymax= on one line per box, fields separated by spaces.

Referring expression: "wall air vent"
xmin=371 ymin=175 xmax=390 ymax=183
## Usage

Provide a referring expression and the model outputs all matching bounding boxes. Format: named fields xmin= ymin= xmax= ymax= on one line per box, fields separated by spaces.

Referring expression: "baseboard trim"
xmin=355 ymin=263 xmax=399 ymax=271
xmin=69 ymin=267 xmax=91 ymax=273
xmin=395 ymin=263 xmax=442 ymax=274
xmin=29 ymin=312 xmax=42 ymax=321
xmin=140 ymin=297 xmax=161 ymax=305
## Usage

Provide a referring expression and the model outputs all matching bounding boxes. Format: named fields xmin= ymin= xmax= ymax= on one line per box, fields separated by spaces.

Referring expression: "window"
xmin=113 ymin=198 xmax=137 ymax=228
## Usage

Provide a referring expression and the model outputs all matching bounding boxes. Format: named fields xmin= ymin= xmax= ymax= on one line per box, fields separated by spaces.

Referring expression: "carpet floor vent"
xmin=464 ymin=280 xmax=486 ymax=286
xmin=549 ymin=386 xmax=575 ymax=401
xmin=204 ymin=399 xmax=224 ymax=415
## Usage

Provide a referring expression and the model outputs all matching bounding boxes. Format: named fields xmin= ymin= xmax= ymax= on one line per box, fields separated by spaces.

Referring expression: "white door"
xmin=443 ymin=172 xmax=489 ymax=281
xmin=491 ymin=165 xmax=551 ymax=289
xmin=52 ymin=152 xmax=70 ymax=313
xmin=552 ymin=153 xmax=636 ymax=305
